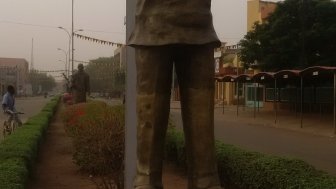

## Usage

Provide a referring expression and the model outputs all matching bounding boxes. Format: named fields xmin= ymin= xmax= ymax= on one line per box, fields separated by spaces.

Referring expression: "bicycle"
xmin=2 ymin=110 xmax=24 ymax=137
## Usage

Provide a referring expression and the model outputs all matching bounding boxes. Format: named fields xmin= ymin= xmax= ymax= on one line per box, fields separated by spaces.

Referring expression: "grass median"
xmin=0 ymin=97 xmax=59 ymax=189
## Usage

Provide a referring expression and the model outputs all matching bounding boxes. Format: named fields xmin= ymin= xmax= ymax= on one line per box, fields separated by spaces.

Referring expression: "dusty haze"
xmin=0 ymin=0 xmax=281 ymax=79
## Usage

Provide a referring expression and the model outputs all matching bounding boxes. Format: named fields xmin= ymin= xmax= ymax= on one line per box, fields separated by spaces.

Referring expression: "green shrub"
xmin=165 ymin=127 xmax=336 ymax=189
xmin=63 ymin=101 xmax=125 ymax=189
xmin=0 ymin=159 xmax=28 ymax=189
xmin=165 ymin=127 xmax=187 ymax=167
xmin=0 ymin=96 xmax=59 ymax=189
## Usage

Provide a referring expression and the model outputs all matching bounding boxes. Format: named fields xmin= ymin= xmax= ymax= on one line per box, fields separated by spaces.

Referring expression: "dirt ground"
xmin=164 ymin=163 xmax=188 ymax=189
xmin=28 ymin=105 xmax=188 ymax=189
xmin=27 ymin=106 xmax=96 ymax=189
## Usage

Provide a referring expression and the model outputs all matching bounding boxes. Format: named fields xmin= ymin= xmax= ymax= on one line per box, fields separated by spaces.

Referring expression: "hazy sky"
xmin=0 ymin=0 xmax=280 ymax=78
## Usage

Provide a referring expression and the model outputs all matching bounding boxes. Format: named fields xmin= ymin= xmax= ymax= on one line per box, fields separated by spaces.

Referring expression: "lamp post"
xmin=72 ymin=29 xmax=83 ymax=73
xmin=57 ymin=48 xmax=68 ymax=76
xmin=58 ymin=60 xmax=67 ymax=75
xmin=71 ymin=1 xmax=85 ymax=74
xmin=58 ymin=26 xmax=83 ymax=77
xmin=58 ymin=27 xmax=71 ymax=78
xmin=72 ymin=0 xmax=74 ymax=75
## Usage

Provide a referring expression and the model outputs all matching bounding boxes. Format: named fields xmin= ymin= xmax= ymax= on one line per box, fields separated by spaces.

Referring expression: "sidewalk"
xmin=171 ymin=100 xmax=335 ymax=138
xmin=28 ymin=105 xmax=96 ymax=189
xmin=27 ymin=102 xmax=188 ymax=188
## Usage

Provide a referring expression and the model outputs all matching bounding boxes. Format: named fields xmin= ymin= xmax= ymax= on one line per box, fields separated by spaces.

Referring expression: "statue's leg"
xmin=175 ymin=45 xmax=222 ymax=189
xmin=134 ymin=46 xmax=173 ymax=189
xmin=77 ymin=91 xmax=86 ymax=103
xmin=73 ymin=91 xmax=79 ymax=104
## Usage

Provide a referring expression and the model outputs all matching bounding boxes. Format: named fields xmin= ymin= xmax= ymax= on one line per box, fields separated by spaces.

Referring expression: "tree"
xmin=28 ymin=70 xmax=56 ymax=95
xmin=239 ymin=0 xmax=336 ymax=71
xmin=85 ymin=57 xmax=113 ymax=93
xmin=85 ymin=57 xmax=125 ymax=96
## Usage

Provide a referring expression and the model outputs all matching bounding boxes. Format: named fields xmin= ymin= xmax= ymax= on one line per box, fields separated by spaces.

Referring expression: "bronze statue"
xmin=129 ymin=0 xmax=222 ymax=188
xmin=71 ymin=64 xmax=90 ymax=103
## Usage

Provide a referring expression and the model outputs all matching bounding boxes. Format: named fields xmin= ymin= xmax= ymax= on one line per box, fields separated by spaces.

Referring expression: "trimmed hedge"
xmin=63 ymin=101 xmax=125 ymax=188
xmin=165 ymin=127 xmax=336 ymax=189
xmin=0 ymin=97 xmax=60 ymax=189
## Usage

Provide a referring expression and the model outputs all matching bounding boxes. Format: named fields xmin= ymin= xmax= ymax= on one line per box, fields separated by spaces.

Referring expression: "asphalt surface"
xmin=170 ymin=108 xmax=336 ymax=176
xmin=82 ymin=98 xmax=336 ymax=175
xmin=0 ymin=96 xmax=50 ymax=140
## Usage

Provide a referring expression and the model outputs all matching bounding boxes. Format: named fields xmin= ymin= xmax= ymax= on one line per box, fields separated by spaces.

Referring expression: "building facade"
xmin=247 ymin=0 xmax=277 ymax=31
xmin=114 ymin=45 xmax=126 ymax=69
xmin=113 ymin=45 xmax=127 ymax=97
xmin=0 ymin=58 xmax=29 ymax=96
xmin=214 ymin=44 xmax=245 ymax=105
xmin=245 ymin=0 xmax=277 ymax=107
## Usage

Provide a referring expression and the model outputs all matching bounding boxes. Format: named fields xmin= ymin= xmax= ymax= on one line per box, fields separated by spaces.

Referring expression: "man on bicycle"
xmin=2 ymin=85 xmax=22 ymax=128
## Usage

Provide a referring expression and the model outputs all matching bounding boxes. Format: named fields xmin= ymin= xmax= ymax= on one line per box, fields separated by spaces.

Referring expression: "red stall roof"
xmin=300 ymin=66 xmax=336 ymax=77
xmin=252 ymin=72 xmax=275 ymax=83
xmin=236 ymin=74 xmax=253 ymax=82
xmin=214 ymin=76 xmax=224 ymax=82
xmin=274 ymin=70 xmax=300 ymax=79
xmin=215 ymin=75 xmax=237 ymax=82
xmin=215 ymin=66 xmax=336 ymax=83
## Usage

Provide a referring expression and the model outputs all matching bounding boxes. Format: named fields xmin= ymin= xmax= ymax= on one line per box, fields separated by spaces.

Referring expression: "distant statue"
xmin=71 ymin=64 xmax=90 ymax=103
xmin=129 ymin=0 xmax=222 ymax=188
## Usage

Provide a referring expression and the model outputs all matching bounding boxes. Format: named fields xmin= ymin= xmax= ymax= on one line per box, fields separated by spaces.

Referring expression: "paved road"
xmin=0 ymin=96 xmax=50 ymax=140
xmin=95 ymin=98 xmax=336 ymax=175
xmin=170 ymin=107 xmax=336 ymax=176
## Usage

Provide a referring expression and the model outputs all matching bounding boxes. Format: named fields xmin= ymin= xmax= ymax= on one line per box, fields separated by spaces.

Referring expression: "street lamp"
xmin=72 ymin=28 xmax=83 ymax=74
xmin=57 ymin=48 xmax=68 ymax=76
xmin=58 ymin=26 xmax=83 ymax=76
xmin=72 ymin=0 xmax=74 ymax=76
xmin=71 ymin=0 xmax=83 ymax=75
xmin=58 ymin=60 xmax=67 ymax=75
xmin=58 ymin=27 xmax=70 ymax=78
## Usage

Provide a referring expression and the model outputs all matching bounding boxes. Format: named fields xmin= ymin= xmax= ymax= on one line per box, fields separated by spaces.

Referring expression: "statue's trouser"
xmin=134 ymin=44 xmax=221 ymax=189
xmin=74 ymin=91 xmax=87 ymax=103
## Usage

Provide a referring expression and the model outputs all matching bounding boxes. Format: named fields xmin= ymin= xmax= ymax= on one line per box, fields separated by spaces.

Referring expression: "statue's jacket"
xmin=128 ymin=0 xmax=220 ymax=46
xmin=72 ymin=72 xmax=90 ymax=92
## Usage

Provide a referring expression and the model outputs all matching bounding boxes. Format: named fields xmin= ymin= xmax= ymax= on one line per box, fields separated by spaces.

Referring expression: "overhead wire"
xmin=0 ymin=20 xmax=125 ymax=35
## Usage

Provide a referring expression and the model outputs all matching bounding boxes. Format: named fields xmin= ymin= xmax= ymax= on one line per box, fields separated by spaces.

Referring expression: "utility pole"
xmin=72 ymin=0 xmax=74 ymax=74
xmin=30 ymin=38 xmax=34 ymax=71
